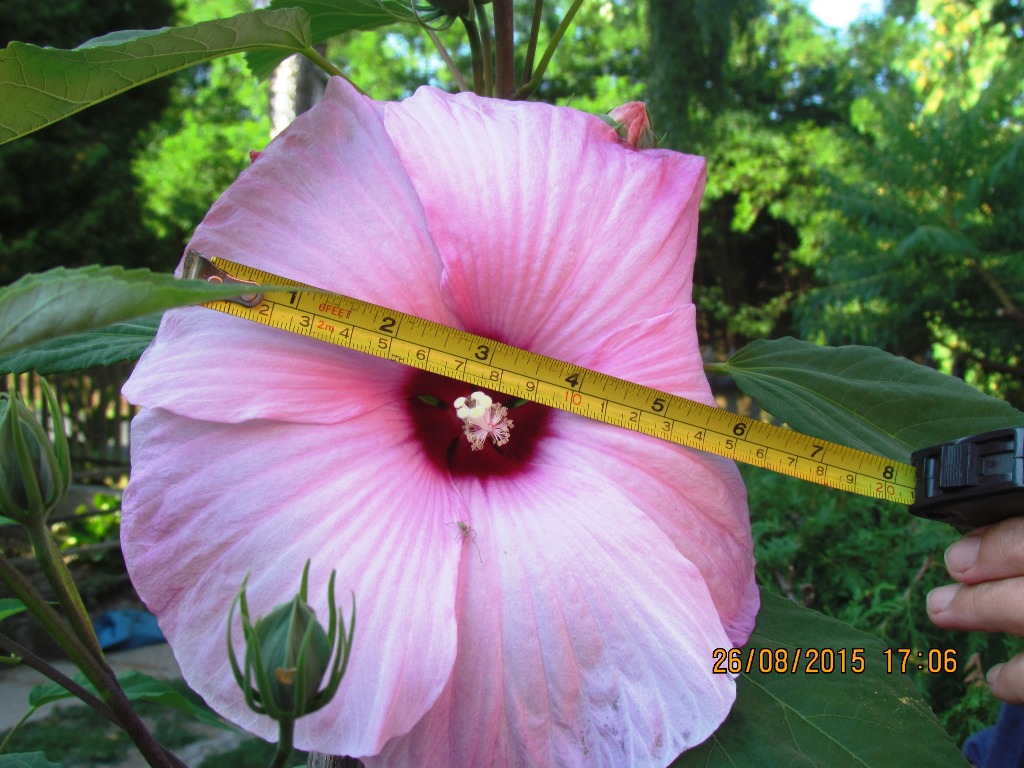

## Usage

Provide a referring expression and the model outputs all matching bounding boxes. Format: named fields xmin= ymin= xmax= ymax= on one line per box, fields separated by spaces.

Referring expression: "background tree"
xmin=800 ymin=0 xmax=1024 ymax=406
xmin=0 ymin=0 xmax=177 ymax=283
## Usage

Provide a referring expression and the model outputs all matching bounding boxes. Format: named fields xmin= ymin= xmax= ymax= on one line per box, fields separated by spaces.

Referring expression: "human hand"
xmin=928 ymin=516 xmax=1024 ymax=704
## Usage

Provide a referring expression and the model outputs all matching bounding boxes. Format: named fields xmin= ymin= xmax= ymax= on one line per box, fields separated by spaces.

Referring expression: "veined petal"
xmin=575 ymin=305 xmax=711 ymax=395
xmin=539 ymin=421 xmax=758 ymax=647
xmin=526 ymin=306 xmax=758 ymax=643
xmin=380 ymin=88 xmax=705 ymax=358
xmin=188 ymin=78 xmax=450 ymax=318
xmin=369 ymin=469 xmax=734 ymax=768
xmin=121 ymin=408 xmax=462 ymax=755
xmin=126 ymin=77 xmax=458 ymax=421
xmin=123 ymin=308 xmax=410 ymax=424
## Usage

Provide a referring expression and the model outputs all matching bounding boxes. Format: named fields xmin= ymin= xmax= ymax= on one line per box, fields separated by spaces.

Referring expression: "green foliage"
xmin=245 ymin=0 xmax=415 ymax=79
xmin=718 ymin=336 xmax=1024 ymax=459
xmin=0 ymin=8 xmax=312 ymax=145
xmin=28 ymin=671 xmax=231 ymax=732
xmin=0 ymin=267 xmax=278 ymax=356
xmin=743 ymin=464 xmax=1021 ymax=745
xmin=196 ymin=738 xmax=308 ymax=768
xmin=0 ymin=753 xmax=63 ymax=768
xmin=0 ymin=598 xmax=29 ymax=622
xmin=0 ymin=0 xmax=178 ymax=284
xmin=2 ymin=704 xmax=131 ymax=764
xmin=798 ymin=0 xmax=1024 ymax=404
xmin=535 ymin=1 xmax=647 ymax=110
xmin=677 ymin=590 xmax=969 ymax=767
xmin=0 ymin=316 xmax=160 ymax=376
xmin=2 ymin=684 xmax=227 ymax=766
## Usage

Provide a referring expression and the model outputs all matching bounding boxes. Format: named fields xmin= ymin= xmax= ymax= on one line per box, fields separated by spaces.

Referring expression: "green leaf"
xmin=0 ymin=8 xmax=311 ymax=144
xmin=0 ymin=267 xmax=275 ymax=356
xmin=0 ymin=315 xmax=160 ymax=375
xmin=717 ymin=337 xmax=1024 ymax=461
xmin=29 ymin=671 xmax=232 ymax=732
xmin=246 ymin=0 xmax=413 ymax=79
xmin=674 ymin=590 xmax=969 ymax=767
xmin=0 ymin=598 xmax=29 ymax=622
xmin=0 ymin=753 xmax=64 ymax=768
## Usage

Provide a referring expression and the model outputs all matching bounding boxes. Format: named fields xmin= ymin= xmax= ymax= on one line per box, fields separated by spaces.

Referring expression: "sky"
xmin=808 ymin=0 xmax=886 ymax=28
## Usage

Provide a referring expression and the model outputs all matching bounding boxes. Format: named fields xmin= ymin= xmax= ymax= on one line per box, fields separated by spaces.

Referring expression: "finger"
xmin=944 ymin=516 xmax=1024 ymax=584
xmin=988 ymin=655 xmax=1024 ymax=705
xmin=927 ymin=577 xmax=1024 ymax=635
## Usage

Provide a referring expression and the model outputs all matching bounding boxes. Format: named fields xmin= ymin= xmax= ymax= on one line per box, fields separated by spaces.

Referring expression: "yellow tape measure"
xmin=184 ymin=251 xmax=916 ymax=505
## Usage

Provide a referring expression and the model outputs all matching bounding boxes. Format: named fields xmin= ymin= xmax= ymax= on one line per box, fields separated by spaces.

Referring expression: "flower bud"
xmin=229 ymin=561 xmax=355 ymax=722
xmin=253 ymin=592 xmax=331 ymax=714
xmin=0 ymin=379 xmax=71 ymax=525
xmin=606 ymin=102 xmax=657 ymax=149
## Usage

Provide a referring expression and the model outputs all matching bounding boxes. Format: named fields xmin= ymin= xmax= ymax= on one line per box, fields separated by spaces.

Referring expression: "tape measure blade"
xmin=199 ymin=255 xmax=915 ymax=506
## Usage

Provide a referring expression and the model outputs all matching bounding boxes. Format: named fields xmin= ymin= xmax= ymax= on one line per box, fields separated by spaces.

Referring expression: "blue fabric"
xmin=965 ymin=703 xmax=1024 ymax=768
xmin=92 ymin=609 xmax=165 ymax=651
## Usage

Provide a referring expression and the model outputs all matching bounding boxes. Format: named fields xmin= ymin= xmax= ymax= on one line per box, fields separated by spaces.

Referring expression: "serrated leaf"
xmin=0 ymin=267 xmax=275 ymax=355
xmin=0 ymin=598 xmax=29 ymax=622
xmin=246 ymin=0 xmax=413 ymax=79
xmin=29 ymin=671 xmax=232 ymax=731
xmin=717 ymin=337 xmax=1024 ymax=461
xmin=0 ymin=753 xmax=64 ymax=768
xmin=0 ymin=8 xmax=311 ymax=144
xmin=0 ymin=315 xmax=160 ymax=375
xmin=674 ymin=590 xmax=969 ymax=767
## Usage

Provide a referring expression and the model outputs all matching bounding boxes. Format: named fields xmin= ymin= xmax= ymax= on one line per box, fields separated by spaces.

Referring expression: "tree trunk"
xmin=269 ymin=44 xmax=329 ymax=136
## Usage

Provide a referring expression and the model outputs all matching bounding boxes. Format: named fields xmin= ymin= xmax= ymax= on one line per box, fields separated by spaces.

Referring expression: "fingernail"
xmin=988 ymin=663 xmax=1004 ymax=688
xmin=945 ymin=536 xmax=981 ymax=575
xmin=927 ymin=584 xmax=959 ymax=614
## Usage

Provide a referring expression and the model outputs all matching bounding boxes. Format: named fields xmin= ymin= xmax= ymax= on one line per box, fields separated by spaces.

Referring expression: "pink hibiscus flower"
xmin=121 ymin=77 xmax=758 ymax=766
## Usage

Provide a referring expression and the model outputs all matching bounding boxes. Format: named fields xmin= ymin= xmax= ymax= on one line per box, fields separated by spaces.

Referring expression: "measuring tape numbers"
xmin=182 ymin=250 xmax=916 ymax=506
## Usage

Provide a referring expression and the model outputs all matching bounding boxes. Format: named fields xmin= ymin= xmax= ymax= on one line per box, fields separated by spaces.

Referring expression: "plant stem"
xmin=0 ymin=553 xmax=104 ymax=690
xmin=271 ymin=718 xmax=296 ymax=768
xmin=491 ymin=0 xmax=516 ymax=97
xmin=462 ymin=13 xmax=486 ymax=94
xmin=512 ymin=0 xmax=585 ymax=100
xmin=523 ymin=0 xmax=544 ymax=84
xmin=475 ymin=2 xmax=494 ymax=96
xmin=23 ymin=519 xmax=105 ymax=662
xmin=426 ymin=27 xmax=469 ymax=92
xmin=0 ymin=630 xmax=120 ymax=729
xmin=0 ymin=550 xmax=186 ymax=768
xmin=301 ymin=47 xmax=368 ymax=96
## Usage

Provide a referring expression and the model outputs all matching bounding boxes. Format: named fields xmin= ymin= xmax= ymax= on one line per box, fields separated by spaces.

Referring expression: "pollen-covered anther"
xmin=454 ymin=392 xmax=514 ymax=451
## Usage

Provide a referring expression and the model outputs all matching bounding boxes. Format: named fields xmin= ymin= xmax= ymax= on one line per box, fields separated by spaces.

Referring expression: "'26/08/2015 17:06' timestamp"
xmin=712 ymin=647 xmax=959 ymax=675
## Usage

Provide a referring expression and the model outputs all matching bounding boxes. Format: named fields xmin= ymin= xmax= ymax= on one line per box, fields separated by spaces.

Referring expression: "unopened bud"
xmin=0 ymin=379 xmax=71 ymax=525
xmin=254 ymin=592 xmax=331 ymax=714
xmin=229 ymin=561 xmax=355 ymax=722
xmin=605 ymin=102 xmax=657 ymax=149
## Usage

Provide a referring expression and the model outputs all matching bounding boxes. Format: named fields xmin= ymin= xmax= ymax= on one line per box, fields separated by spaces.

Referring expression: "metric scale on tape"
xmin=183 ymin=250 xmax=1024 ymax=529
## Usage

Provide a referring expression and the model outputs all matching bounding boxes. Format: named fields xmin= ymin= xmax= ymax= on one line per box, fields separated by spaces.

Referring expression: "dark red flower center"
xmin=405 ymin=368 xmax=551 ymax=477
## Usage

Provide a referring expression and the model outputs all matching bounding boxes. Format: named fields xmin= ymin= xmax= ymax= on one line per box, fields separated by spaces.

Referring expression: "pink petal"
xmin=124 ymin=307 xmax=410 ymax=424
xmin=189 ymin=78 xmax=450 ymax=317
xmin=122 ymin=408 xmax=461 ymax=755
xmin=380 ymin=88 xmax=705 ymax=359
xmin=369 ymin=468 xmax=735 ymax=768
xmin=126 ymin=77 xmax=458 ymax=421
xmin=527 ymin=307 xmax=759 ymax=644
